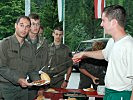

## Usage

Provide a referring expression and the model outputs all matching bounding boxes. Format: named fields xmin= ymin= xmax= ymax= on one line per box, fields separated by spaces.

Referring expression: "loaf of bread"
xmin=40 ymin=72 xmax=51 ymax=82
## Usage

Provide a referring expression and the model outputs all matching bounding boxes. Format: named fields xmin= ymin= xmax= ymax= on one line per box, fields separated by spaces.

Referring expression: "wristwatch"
xmin=64 ymin=80 xmax=69 ymax=83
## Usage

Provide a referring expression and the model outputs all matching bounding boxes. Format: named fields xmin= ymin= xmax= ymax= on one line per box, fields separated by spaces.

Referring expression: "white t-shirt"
xmin=102 ymin=35 xmax=133 ymax=91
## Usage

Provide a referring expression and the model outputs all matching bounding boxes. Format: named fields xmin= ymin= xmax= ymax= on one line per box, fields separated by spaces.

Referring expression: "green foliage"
xmin=65 ymin=0 xmax=104 ymax=51
xmin=124 ymin=0 xmax=133 ymax=36
xmin=0 ymin=0 xmax=25 ymax=39
xmin=66 ymin=23 xmax=88 ymax=51
xmin=39 ymin=1 xmax=58 ymax=28
xmin=43 ymin=27 xmax=53 ymax=44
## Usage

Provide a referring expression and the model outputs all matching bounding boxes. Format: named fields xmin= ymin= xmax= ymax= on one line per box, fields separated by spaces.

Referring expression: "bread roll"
xmin=86 ymin=88 xmax=95 ymax=91
xmin=40 ymin=72 xmax=51 ymax=82
xmin=68 ymin=98 xmax=77 ymax=100
xmin=36 ymin=95 xmax=45 ymax=100
xmin=46 ymin=88 xmax=56 ymax=92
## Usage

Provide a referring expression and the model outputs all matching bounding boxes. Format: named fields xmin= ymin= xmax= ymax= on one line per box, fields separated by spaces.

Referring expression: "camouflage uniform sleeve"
xmin=51 ymin=45 xmax=73 ymax=74
xmin=42 ymin=39 xmax=49 ymax=67
xmin=64 ymin=46 xmax=73 ymax=68
xmin=0 ymin=39 xmax=20 ymax=85
xmin=42 ymin=44 xmax=73 ymax=77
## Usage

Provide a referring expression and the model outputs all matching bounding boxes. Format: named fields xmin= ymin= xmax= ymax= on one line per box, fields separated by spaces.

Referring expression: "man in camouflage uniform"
xmin=26 ymin=13 xmax=48 ymax=100
xmin=0 ymin=16 xmax=39 ymax=100
xmin=27 ymin=13 xmax=48 ymax=70
xmin=43 ymin=26 xmax=73 ymax=88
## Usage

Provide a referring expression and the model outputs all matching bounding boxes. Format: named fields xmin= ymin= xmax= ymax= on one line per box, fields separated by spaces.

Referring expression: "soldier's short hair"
xmin=28 ymin=13 xmax=40 ymax=20
xmin=54 ymin=26 xmax=63 ymax=32
xmin=103 ymin=5 xmax=126 ymax=27
xmin=16 ymin=16 xmax=31 ymax=25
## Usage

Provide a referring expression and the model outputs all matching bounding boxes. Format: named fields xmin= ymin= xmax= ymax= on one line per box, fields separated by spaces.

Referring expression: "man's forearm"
xmin=65 ymin=67 xmax=72 ymax=81
xmin=83 ymin=50 xmax=104 ymax=59
xmin=0 ymin=65 xmax=21 ymax=84
xmin=79 ymin=68 xmax=94 ymax=79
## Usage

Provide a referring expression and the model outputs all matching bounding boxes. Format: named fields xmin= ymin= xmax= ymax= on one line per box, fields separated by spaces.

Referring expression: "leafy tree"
xmin=124 ymin=0 xmax=133 ymax=36
xmin=65 ymin=0 xmax=104 ymax=51
xmin=0 ymin=0 xmax=25 ymax=39
xmin=67 ymin=23 xmax=88 ymax=50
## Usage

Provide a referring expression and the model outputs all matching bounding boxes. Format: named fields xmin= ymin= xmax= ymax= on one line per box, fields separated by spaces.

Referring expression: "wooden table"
xmin=37 ymin=88 xmax=104 ymax=100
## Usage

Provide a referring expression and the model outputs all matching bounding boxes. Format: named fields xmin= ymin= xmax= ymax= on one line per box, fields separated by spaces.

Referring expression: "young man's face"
xmin=15 ymin=18 xmax=31 ymax=38
xmin=52 ymin=30 xmax=63 ymax=43
xmin=100 ymin=13 xmax=112 ymax=34
xmin=30 ymin=19 xmax=40 ymax=34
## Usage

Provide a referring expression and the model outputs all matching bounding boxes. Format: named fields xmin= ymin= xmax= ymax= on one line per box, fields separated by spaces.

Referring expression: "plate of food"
xmin=32 ymin=80 xmax=50 ymax=86
xmin=83 ymin=88 xmax=95 ymax=92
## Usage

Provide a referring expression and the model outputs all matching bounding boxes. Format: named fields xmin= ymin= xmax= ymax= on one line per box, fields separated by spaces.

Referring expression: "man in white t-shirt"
xmin=72 ymin=5 xmax=133 ymax=100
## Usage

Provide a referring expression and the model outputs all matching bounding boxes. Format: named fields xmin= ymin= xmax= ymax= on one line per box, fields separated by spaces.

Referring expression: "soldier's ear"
xmin=15 ymin=23 xmax=17 ymax=29
xmin=52 ymin=32 xmax=54 ymax=36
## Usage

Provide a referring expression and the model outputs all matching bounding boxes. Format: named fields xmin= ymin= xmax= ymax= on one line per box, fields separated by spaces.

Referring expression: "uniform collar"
xmin=11 ymin=34 xmax=20 ymax=44
xmin=51 ymin=42 xmax=64 ymax=48
xmin=11 ymin=34 xmax=28 ymax=47
xmin=26 ymin=35 xmax=39 ymax=45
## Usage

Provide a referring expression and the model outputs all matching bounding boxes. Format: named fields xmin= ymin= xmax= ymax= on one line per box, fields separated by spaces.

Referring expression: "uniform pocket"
xmin=21 ymin=55 xmax=32 ymax=63
xmin=7 ymin=49 xmax=19 ymax=69
xmin=7 ymin=49 xmax=18 ymax=59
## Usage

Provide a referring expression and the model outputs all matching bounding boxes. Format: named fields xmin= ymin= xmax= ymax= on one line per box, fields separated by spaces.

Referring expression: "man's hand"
xmin=72 ymin=52 xmax=85 ymax=63
xmin=61 ymin=81 xmax=68 ymax=88
xmin=92 ymin=77 xmax=99 ymax=85
xmin=18 ymin=78 xmax=32 ymax=88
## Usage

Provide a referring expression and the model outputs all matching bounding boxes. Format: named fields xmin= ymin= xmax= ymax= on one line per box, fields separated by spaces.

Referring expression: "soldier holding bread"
xmin=0 ymin=16 xmax=40 ymax=100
